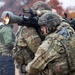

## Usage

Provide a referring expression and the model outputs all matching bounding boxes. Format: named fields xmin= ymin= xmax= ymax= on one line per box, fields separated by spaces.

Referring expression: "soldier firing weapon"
xmin=1 ymin=9 xmax=45 ymax=40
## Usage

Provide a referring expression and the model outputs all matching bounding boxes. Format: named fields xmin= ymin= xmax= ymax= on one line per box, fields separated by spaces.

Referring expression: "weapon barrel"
xmin=1 ymin=11 xmax=23 ymax=24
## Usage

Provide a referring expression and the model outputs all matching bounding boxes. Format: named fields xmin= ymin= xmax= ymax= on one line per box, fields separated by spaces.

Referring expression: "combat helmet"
xmin=38 ymin=12 xmax=63 ymax=32
xmin=32 ymin=1 xmax=52 ymax=11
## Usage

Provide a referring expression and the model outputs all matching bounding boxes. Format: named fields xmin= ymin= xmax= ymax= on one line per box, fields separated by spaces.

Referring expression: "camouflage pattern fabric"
xmin=13 ymin=26 xmax=42 ymax=74
xmin=31 ymin=1 xmax=52 ymax=17
xmin=26 ymin=20 xmax=75 ymax=75
xmin=17 ymin=26 xmax=41 ymax=53
xmin=32 ymin=1 xmax=52 ymax=11
xmin=38 ymin=12 xmax=64 ymax=26
xmin=14 ymin=2 xmax=52 ymax=74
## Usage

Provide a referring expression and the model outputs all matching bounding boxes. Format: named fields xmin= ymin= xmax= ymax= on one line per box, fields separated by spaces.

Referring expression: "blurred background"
xmin=0 ymin=0 xmax=75 ymax=32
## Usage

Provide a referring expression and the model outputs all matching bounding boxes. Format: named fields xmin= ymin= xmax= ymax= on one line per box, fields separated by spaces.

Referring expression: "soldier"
xmin=23 ymin=1 xmax=52 ymax=17
xmin=26 ymin=12 xmax=75 ymax=75
xmin=13 ymin=26 xmax=42 ymax=75
xmin=0 ymin=23 xmax=15 ymax=75
xmin=31 ymin=1 xmax=52 ymax=16
xmin=14 ymin=1 xmax=52 ymax=75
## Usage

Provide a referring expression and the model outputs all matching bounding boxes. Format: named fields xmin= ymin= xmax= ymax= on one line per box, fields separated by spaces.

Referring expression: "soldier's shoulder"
xmin=46 ymin=33 xmax=64 ymax=41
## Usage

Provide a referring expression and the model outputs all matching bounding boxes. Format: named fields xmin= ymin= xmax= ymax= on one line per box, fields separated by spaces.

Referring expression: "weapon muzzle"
xmin=1 ymin=11 xmax=23 ymax=24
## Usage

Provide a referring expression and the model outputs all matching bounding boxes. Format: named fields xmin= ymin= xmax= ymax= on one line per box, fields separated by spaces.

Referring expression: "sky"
xmin=58 ymin=0 xmax=75 ymax=9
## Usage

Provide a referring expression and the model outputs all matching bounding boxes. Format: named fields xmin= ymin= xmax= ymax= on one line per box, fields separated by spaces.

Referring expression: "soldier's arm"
xmin=26 ymin=38 xmax=60 ymax=74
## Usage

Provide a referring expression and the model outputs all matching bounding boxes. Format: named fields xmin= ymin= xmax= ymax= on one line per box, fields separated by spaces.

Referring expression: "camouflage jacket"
xmin=17 ymin=26 xmax=41 ymax=53
xmin=13 ymin=26 xmax=42 ymax=68
xmin=26 ymin=21 xmax=75 ymax=75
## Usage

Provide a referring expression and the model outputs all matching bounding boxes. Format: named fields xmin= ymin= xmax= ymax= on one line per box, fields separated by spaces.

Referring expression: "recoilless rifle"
xmin=1 ymin=9 xmax=45 ymax=40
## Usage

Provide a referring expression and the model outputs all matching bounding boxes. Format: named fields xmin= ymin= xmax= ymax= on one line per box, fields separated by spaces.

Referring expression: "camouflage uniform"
xmin=14 ymin=1 xmax=52 ymax=75
xmin=0 ymin=25 xmax=15 ymax=75
xmin=26 ymin=12 xmax=75 ymax=75
xmin=32 ymin=1 xmax=52 ymax=10
xmin=13 ymin=26 xmax=42 ymax=75
xmin=31 ymin=1 xmax=52 ymax=16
